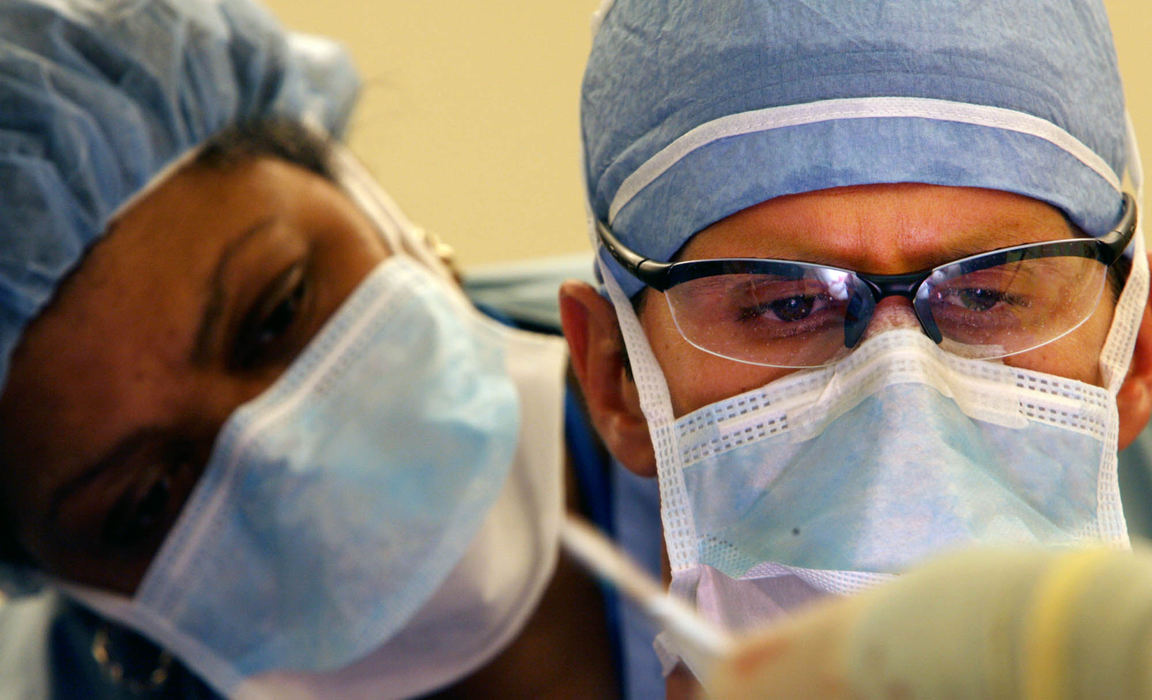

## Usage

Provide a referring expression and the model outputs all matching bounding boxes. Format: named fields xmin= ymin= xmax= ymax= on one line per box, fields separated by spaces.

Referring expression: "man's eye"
xmin=232 ymin=262 xmax=309 ymax=369
xmin=939 ymin=287 xmax=1026 ymax=313
xmin=769 ymin=294 xmax=819 ymax=321
xmin=739 ymin=294 xmax=829 ymax=323
xmin=954 ymin=288 xmax=1000 ymax=311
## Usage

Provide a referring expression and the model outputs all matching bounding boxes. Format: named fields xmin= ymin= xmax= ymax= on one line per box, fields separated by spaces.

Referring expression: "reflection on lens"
xmin=662 ymin=253 xmax=1110 ymax=368
xmin=925 ymin=256 xmax=1105 ymax=359
xmin=666 ymin=271 xmax=852 ymax=367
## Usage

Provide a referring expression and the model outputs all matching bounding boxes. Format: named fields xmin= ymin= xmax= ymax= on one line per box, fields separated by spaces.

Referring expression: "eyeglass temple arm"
xmin=1098 ymin=193 xmax=1138 ymax=264
xmin=595 ymin=219 xmax=673 ymax=290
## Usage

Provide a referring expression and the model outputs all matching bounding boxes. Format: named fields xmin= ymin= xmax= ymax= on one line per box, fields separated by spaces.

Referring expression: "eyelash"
xmin=231 ymin=260 xmax=311 ymax=370
xmin=101 ymin=441 xmax=197 ymax=551
xmin=101 ymin=472 xmax=171 ymax=550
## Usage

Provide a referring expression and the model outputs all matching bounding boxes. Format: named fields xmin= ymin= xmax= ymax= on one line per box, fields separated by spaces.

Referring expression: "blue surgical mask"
xmin=669 ymin=329 xmax=1128 ymax=629
xmin=64 ymin=256 xmax=567 ymax=697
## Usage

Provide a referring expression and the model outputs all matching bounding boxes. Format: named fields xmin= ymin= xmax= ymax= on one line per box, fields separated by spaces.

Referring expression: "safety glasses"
xmin=598 ymin=193 xmax=1137 ymax=368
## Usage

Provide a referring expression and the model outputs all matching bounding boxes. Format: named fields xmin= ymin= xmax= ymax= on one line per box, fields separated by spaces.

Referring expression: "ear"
xmin=559 ymin=280 xmax=656 ymax=476
xmin=1117 ymin=255 xmax=1152 ymax=449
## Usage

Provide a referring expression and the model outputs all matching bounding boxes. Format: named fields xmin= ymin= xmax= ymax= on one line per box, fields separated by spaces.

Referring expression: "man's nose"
xmin=860 ymin=296 xmax=922 ymax=342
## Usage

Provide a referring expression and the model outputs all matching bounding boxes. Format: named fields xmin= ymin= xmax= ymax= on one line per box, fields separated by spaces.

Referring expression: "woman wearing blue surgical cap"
xmin=560 ymin=0 xmax=1152 ymax=695
xmin=0 ymin=1 xmax=619 ymax=697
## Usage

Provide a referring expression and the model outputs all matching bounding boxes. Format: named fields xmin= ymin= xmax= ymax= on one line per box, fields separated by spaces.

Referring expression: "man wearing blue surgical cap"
xmin=559 ymin=0 xmax=1152 ymax=693
xmin=0 ymin=0 xmax=622 ymax=697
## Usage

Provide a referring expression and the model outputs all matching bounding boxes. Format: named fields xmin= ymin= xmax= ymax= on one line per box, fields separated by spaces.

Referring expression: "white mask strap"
xmin=590 ymin=0 xmax=616 ymax=36
xmin=587 ymin=202 xmax=700 ymax=573
xmin=330 ymin=145 xmax=459 ymax=286
xmin=1098 ymin=116 xmax=1149 ymax=394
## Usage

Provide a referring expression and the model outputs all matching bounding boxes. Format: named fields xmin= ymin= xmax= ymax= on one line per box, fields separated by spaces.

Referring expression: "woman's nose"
xmin=185 ymin=371 xmax=277 ymax=440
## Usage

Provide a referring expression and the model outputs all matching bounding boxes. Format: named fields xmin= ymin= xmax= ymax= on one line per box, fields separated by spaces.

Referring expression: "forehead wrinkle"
xmin=899 ymin=216 xmax=1081 ymax=270
xmin=807 ymin=200 xmax=1080 ymax=272
xmin=678 ymin=186 xmax=1082 ymax=274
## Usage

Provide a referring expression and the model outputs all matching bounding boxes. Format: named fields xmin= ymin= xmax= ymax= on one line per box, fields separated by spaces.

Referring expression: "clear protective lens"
xmin=663 ymin=254 xmax=1110 ymax=368
xmin=664 ymin=268 xmax=857 ymax=367
xmin=924 ymin=254 xmax=1108 ymax=360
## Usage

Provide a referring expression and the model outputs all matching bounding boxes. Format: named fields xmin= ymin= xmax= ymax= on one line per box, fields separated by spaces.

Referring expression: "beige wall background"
xmin=263 ymin=1 xmax=1151 ymax=268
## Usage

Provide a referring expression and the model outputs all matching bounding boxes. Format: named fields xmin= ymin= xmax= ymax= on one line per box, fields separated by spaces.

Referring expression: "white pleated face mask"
xmin=597 ymin=196 xmax=1149 ymax=676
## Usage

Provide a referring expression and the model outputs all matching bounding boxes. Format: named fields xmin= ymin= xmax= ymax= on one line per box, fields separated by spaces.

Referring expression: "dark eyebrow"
xmin=926 ymin=219 xmax=1083 ymax=266
xmin=191 ymin=216 xmax=280 ymax=365
xmin=47 ymin=426 xmax=166 ymax=528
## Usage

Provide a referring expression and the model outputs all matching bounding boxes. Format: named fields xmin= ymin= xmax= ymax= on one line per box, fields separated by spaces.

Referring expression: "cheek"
xmin=1005 ymin=300 xmax=1115 ymax=386
xmin=639 ymin=295 xmax=788 ymax=416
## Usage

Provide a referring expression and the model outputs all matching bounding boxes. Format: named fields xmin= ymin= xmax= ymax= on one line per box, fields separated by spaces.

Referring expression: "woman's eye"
xmin=102 ymin=473 xmax=172 ymax=550
xmin=257 ymin=280 xmax=305 ymax=345
xmin=98 ymin=440 xmax=199 ymax=552
xmin=233 ymin=263 xmax=309 ymax=369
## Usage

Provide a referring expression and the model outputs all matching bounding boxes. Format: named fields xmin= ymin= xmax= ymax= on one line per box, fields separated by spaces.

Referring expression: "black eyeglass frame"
xmin=597 ymin=193 xmax=1138 ymax=353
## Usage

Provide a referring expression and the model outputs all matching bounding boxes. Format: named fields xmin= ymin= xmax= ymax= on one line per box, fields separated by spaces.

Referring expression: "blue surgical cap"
xmin=0 ymin=0 xmax=358 ymax=392
xmin=583 ymin=0 xmax=1129 ymax=297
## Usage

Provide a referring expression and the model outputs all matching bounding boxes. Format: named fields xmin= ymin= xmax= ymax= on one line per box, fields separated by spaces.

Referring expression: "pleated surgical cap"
xmin=0 ymin=0 xmax=358 ymax=392
xmin=582 ymin=0 xmax=1129 ymax=297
